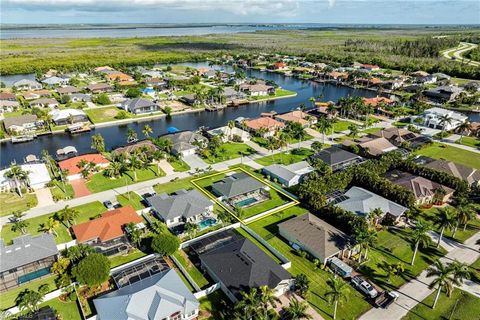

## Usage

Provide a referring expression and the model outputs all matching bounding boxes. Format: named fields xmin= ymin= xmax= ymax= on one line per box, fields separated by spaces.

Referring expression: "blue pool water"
xmin=236 ymin=197 xmax=257 ymax=207
xmin=17 ymin=267 xmax=50 ymax=284
xmin=198 ymin=218 xmax=217 ymax=230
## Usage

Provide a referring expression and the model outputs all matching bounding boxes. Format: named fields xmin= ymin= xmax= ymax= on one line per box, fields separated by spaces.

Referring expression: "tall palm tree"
xmin=411 ymin=220 xmax=432 ymax=265
xmin=282 ymin=298 xmax=312 ymax=320
xmin=367 ymin=208 xmax=383 ymax=227
xmin=41 ymin=217 xmax=60 ymax=237
xmin=456 ymin=202 xmax=476 ymax=232
xmin=456 ymin=120 xmax=470 ymax=142
xmin=259 ymin=285 xmax=280 ymax=319
xmin=105 ymin=160 xmax=126 ymax=179
xmin=449 ymin=260 xmax=471 ymax=284
xmin=128 ymin=154 xmax=143 ymax=181
xmin=41 ymin=149 xmax=57 ymax=178
xmin=11 ymin=211 xmax=29 ymax=235
xmin=438 ymin=114 xmax=453 ymax=137
xmin=58 ymin=205 xmax=79 ymax=227
xmin=126 ymin=222 xmax=143 ymax=248
xmin=16 ymin=289 xmax=43 ymax=314
xmin=142 ymin=124 xmax=153 ymax=138
xmin=227 ymin=120 xmax=236 ymax=140
xmin=91 ymin=133 xmax=105 ymax=153
xmin=316 ymin=117 xmax=332 ymax=144
xmin=348 ymin=124 xmax=359 ymax=138
xmin=433 ymin=207 xmax=457 ymax=247
xmin=354 ymin=228 xmax=377 ymax=261
xmin=126 ymin=128 xmax=138 ymax=143
xmin=4 ymin=164 xmax=29 ymax=197
xmin=237 ymin=288 xmax=260 ymax=320
xmin=426 ymin=260 xmax=458 ymax=309
xmin=325 ymin=277 xmax=350 ymax=320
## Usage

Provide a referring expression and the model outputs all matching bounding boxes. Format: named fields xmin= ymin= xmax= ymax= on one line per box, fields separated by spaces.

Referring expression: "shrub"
xmin=151 ymin=233 xmax=180 ymax=256
xmin=125 ymin=88 xmax=142 ymax=98
xmin=114 ymin=110 xmax=130 ymax=120
xmin=93 ymin=93 xmax=111 ymax=105
xmin=73 ymin=253 xmax=110 ymax=287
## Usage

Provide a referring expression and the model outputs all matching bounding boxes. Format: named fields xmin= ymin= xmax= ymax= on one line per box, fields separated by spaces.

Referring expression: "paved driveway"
xmin=34 ymin=187 xmax=55 ymax=207
xmin=70 ymin=179 xmax=92 ymax=198
xmin=182 ymin=154 xmax=209 ymax=170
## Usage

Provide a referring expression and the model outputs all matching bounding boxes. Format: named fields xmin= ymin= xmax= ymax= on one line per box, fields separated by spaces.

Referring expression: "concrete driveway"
xmin=182 ymin=154 xmax=209 ymax=170
xmin=34 ymin=187 xmax=55 ymax=207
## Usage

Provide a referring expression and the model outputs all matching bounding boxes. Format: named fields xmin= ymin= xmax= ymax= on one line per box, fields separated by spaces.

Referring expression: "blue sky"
xmin=1 ymin=0 xmax=479 ymax=25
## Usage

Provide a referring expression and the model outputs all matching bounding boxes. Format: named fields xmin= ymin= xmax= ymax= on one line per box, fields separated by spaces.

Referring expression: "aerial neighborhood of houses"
xmin=0 ymin=53 xmax=479 ymax=320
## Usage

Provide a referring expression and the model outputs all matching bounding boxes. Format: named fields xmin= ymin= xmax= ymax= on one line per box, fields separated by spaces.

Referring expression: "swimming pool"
xmin=236 ymin=197 xmax=257 ymax=208
xmin=17 ymin=267 xmax=50 ymax=284
xmin=198 ymin=218 xmax=217 ymax=230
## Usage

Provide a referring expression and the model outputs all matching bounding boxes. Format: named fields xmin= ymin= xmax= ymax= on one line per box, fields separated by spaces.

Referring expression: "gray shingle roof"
xmin=3 ymin=114 xmax=38 ymax=129
xmin=312 ymin=147 xmax=362 ymax=166
xmin=122 ymin=97 xmax=157 ymax=111
xmin=165 ymin=131 xmax=207 ymax=153
xmin=199 ymin=237 xmax=291 ymax=300
xmin=94 ymin=269 xmax=199 ymax=320
xmin=147 ymin=189 xmax=212 ymax=221
xmin=0 ymin=234 xmax=58 ymax=273
xmin=211 ymin=172 xmax=265 ymax=199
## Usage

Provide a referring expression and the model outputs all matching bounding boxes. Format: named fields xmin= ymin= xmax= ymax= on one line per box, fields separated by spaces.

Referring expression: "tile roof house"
xmin=58 ymin=153 xmax=110 ymax=180
xmin=262 ymin=161 xmax=314 ymax=187
xmin=363 ymin=97 xmax=394 ymax=107
xmin=0 ymin=100 xmax=20 ymax=113
xmin=0 ymin=93 xmax=17 ymax=101
xmin=198 ymin=235 xmax=292 ymax=302
xmin=278 ymin=213 xmax=352 ymax=263
xmin=13 ymin=79 xmax=42 ymax=90
xmin=146 ymin=189 xmax=213 ymax=227
xmin=386 ymin=171 xmax=455 ymax=204
xmin=23 ymin=90 xmax=51 ymax=100
xmin=86 ymin=83 xmax=112 ymax=93
xmin=94 ymin=268 xmax=199 ymax=320
xmin=56 ymin=86 xmax=81 ymax=95
xmin=3 ymin=114 xmax=43 ymax=133
xmin=311 ymin=147 xmax=364 ymax=172
xmin=112 ymin=139 xmax=159 ymax=156
xmin=121 ymin=97 xmax=161 ymax=115
xmin=333 ymin=186 xmax=407 ymax=221
xmin=72 ymin=206 xmax=144 ymax=256
xmin=275 ymin=110 xmax=317 ymax=127
xmin=0 ymin=234 xmax=58 ymax=292
xmin=164 ymin=131 xmax=208 ymax=157
xmin=104 ymin=72 xmax=134 ymax=82
xmin=424 ymin=159 xmax=480 ymax=187
xmin=243 ymin=117 xmax=285 ymax=137
xmin=357 ymin=137 xmax=398 ymax=157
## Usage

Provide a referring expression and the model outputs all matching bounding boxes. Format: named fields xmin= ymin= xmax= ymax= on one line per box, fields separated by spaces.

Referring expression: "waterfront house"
xmin=422 ymin=107 xmax=468 ymax=131
xmin=423 ymin=85 xmax=463 ymax=103
xmin=360 ymin=63 xmax=380 ymax=71
xmin=207 ymin=125 xmax=251 ymax=142
xmin=29 ymin=98 xmax=59 ymax=109
xmin=368 ymin=127 xmax=432 ymax=149
xmin=311 ymin=146 xmax=364 ymax=172
xmin=196 ymin=232 xmax=292 ymax=302
xmin=86 ymin=83 xmax=112 ymax=93
xmin=22 ymin=90 xmax=51 ymax=100
xmin=146 ymin=189 xmax=214 ymax=228
xmin=179 ymin=93 xmax=198 ymax=106
xmin=94 ymin=268 xmax=199 ymax=320
xmin=112 ymin=139 xmax=159 ymax=156
xmin=0 ymin=234 xmax=58 ymax=292
xmin=352 ymin=137 xmax=398 ymax=157
xmin=262 ymin=161 xmax=314 ymax=187
xmin=386 ymin=171 xmax=455 ymax=205
xmin=3 ymin=114 xmax=42 ymax=134
xmin=278 ymin=213 xmax=352 ymax=263
xmin=331 ymin=186 xmax=407 ymax=222
xmin=239 ymin=83 xmax=275 ymax=96
xmin=243 ymin=117 xmax=285 ymax=138
xmin=49 ymin=108 xmax=88 ymax=125
xmin=145 ymin=78 xmax=167 ymax=89
xmin=424 ymin=159 xmax=480 ymax=187
xmin=58 ymin=153 xmax=110 ymax=180
xmin=275 ymin=110 xmax=317 ymax=127
xmin=41 ymin=76 xmax=70 ymax=87
xmin=0 ymin=100 xmax=19 ymax=113
xmin=273 ymin=62 xmax=288 ymax=70
xmin=164 ymin=131 xmax=208 ymax=157
xmin=121 ymin=97 xmax=161 ymax=115
xmin=13 ymin=79 xmax=42 ymax=90
xmin=223 ymin=87 xmax=247 ymax=103
xmin=0 ymin=163 xmax=51 ymax=192
xmin=211 ymin=172 xmax=270 ymax=208
xmin=72 ymin=206 xmax=144 ymax=256
xmin=56 ymin=86 xmax=81 ymax=95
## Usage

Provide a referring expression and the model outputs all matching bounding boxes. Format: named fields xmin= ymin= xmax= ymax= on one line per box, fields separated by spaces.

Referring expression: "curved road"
xmin=442 ymin=42 xmax=480 ymax=67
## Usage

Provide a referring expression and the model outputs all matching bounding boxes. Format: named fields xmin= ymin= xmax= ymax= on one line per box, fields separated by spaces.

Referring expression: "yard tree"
xmin=282 ymin=298 xmax=313 ymax=320
xmin=125 ymin=88 xmax=142 ymax=98
xmin=236 ymin=288 xmax=260 ymax=319
xmin=41 ymin=217 xmax=60 ymax=237
xmin=427 ymin=260 xmax=458 ymax=309
xmin=11 ymin=212 xmax=29 ymax=235
xmin=94 ymin=93 xmax=111 ymax=105
xmin=456 ymin=202 xmax=476 ymax=232
xmin=15 ymin=289 xmax=44 ymax=314
xmin=354 ymin=228 xmax=377 ymax=261
xmin=325 ymin=276 xmax=350 ymax=320
xmin=311 ymin=141 xmax=323 ymax=153
xmin=4 ymin=164 xmax=29 ymax=197
xmin=293 ymin=274 xmax=310 ymax=297
xmin=142 ymin=124 xmax=153 ymax=138
xmin=91 ymin=133 xmax=106 ymax=153
xmin=127 ymin=128 xmax=138 ymax=143
xmin=259 ymin=286 xmax=280 ymax=319
xmin=57 ymin=205 xmax=79 ymax=227
xmin=410 ymin=220 xmax=432 ymax=265
xmin=433 ymin=207 xmax=457 ymax=247
xmin=151 ymin=233 xmax=180 ymax=256
xmin=73 ymin=253 xmax=110 ymax=287
xmin=127 ymin=222 xmax=143 ymax=248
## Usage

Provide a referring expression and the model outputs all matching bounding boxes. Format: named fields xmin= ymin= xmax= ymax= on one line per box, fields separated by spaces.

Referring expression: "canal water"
xmin=0 ymin=62 xmax=393 ymax=167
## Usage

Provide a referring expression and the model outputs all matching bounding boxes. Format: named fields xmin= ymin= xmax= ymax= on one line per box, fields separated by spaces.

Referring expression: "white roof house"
xmin=13 ymin=79 xmax=42 ymax=90
xmin=207 ymin=126 xmax=251 ymax=142
xmin=262 ymin=161 xmax=314 ymax=187
xmin=0 ymin=163 xmax=51 ymax=191
xmin=423 ymin=107 xmax=468 ymax=131
xmin=41 ymin=76 xmax=70 ymax=86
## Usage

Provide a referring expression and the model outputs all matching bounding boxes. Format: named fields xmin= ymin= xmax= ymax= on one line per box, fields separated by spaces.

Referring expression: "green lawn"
xmin=49 ymin=180 xmax=75 ymax=201
xmin=152 ymin=172 xmax=215 ymax=195
xmin=248 ymin=88 xmax=296 ymax=101
xmin=84 ymin=106 xmax=123 ymax=123
xmin=39 ymin=297 xmax=82 ymax=320
xmin=240 ymin=188 xmax=291 ymax=220
xmin=0 ymin=276 xmax=57 ymax=310
xmin=201 ymin=143 xmax=256 ymax=164
xmin=86 ymin=165 xmax=165 ymax=193
xmin=116 ymin=192 xmax=145 ymax=210
xmin=255 ymin=148 xmax=314 ymax=166
xmin=109 ymin=249 xmax=147 ymax=268
xmin=470 ymin=257 xmax=480 ymax=284
xmin=247 ymin=206 xmax=371 ymax=320
xmin=333 ymin=120 xmax=357 ymax=133
xmin=456 ymin=136 xmax=480 ymax=149
xmin=172 ymin=250 xmax=210 ymax=289
xmin=415 ymin=143 xmax=480 ymax=170
xmin=359 ymin=228 xmax=446 ymax=290
xmin=168 ymin=158 xmax=190 ymax=172
xmin=402 ymin=289 xmax=479 ymax=320
xmin=361 ymin=127 xmax=382 ymax=134
xmin=0 ymin=201 xmax=106 ymax=245
xmin=198 ymin=290 xmax=231 ymax=320
xmin=0 ymin=192 xmax=38 ymax=217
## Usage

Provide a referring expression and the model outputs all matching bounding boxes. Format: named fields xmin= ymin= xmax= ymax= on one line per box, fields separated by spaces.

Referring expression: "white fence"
xmin=193 ymin=283 xmax=220 ymax=299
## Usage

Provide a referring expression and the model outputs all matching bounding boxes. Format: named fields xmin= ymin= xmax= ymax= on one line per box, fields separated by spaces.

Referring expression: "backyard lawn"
xmin=201 ymin=143 xmax=256 ymax=164
xmin=198 ymin=290 xmax=231 ymax=320
xmin=0 ymin=276 xmax=57 ymax=310
xmin=456 ymin=136 xmax=480 ymax=149
xmin=109 ymin=249 xmax=147 ymax=268
xmin=0 ymin=201 xmax=106 ymax=245
xmin=116 ymin=192 xmax=145 ymax=210
xmin=85 ymin=106 xmax=122 ymax=123
xmin=255 ymin=148 xmax=314 ymax=166
xmin=0 ymin=192 xmax=38 ymax=217
xmin=402 ymin=289 xmax=479 ymax=320
xmin=86 ymin=165 xmax=165 ymax=193
xmin=247 ymin=206 xmax=371 ymax=320
xmin=249 ymin=88 xmax=296 ymax=101
xmin=415 ymin=143 xmax=480 ymax=169
xmin=332 ymin=120 xmax=357 ymax=133
xmin=240 ymin=188 xmax=292 ymax=220
xmin=39 ymin=297 xmax=82 ymax=320
xmin=359 ymin=228 xmax=446 ymax=290
xmin=172 ymin=250 xmax=210 ymax=289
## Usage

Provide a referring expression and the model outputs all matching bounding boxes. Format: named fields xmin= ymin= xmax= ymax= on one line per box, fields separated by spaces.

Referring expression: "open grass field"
xmin=332 ymin=120 xmax=357 ymax=133
xmin=402 ymin=289 xmax=480 ymax=320
xmin=201 ymin=142 xmax=256 ymax=164
xmin=0 ymin=192 xmax=38 ymax=217
xmin=247 ymin=206 xmax=372 ymax=320
xmin=152 ymin=171 xmax=215 ymax=195
xmin=255 ymin=147 xmax=314 ymax=166
xmin=415 ymin=143 xmax=480 ymax=169
xmin=85 ymin=106 xmax=122 ymax=123
xmin=0 ymin=276 xmax=57 ymax=310
xmin=0 ymin=201 xmax=106 ymax=245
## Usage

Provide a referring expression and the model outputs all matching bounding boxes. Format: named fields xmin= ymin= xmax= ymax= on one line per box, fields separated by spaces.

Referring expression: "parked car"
xmin=351 ymin=276 xmax=378 ymax=298
xmin=374 ymin=291 xmax=399 ymax=308
xmin=103 ymin=200 xmax=114 ymax=209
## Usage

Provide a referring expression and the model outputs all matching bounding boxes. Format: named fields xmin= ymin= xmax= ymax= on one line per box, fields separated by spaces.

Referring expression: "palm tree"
xmin=456 ymin=120 xmax=470 ymax=142
xmin=311 ymin=141 xmax=323 ymax=153
xmin=41 ymin=149 xmax=57 ymax=178
xmin=316 ymin=117 xmax=332 ymax=144
xmin=449 ymin=260 xmax=471 ymax=284
xmin=227 ymin=120 xmax=236 ymax=140
xmin=282 ymin=298 xmax=312 ymax=320
xmin=258 ymin=285 xmax=280 ymax=319
xmin=433 ymin=207 xmax=457 ymax=247
xmin=105 ymin=157 xmax=126 ymax=179
xmin=367 ymin=208 xmax=383 ymax=227
xmin=456 ymin=202 xmax=476 ymax=232
xmin=325 ymin=277 xmax=350 ymax=320
xmin=427 ymin=260 xmax=458 ymax=309
xmin=11 ymin=212 xmax=29 ymax=235
xmin=128 ymin=154 xmax=143 ymax=181
xmin=126 ymin=222 xmax=143 ymax=248
xmin=142 ymin=124 xmax=153 ymax=138
xmin=4 ymin=164 xmax=29 ymax=197
xmin=58 ymin=205 xmax=79 ymax=227
xmin=309 ymin=96 xmax=316 ymax=108
xmin=354 ymin=228 xmax=377 ymax=261
xmin=410 ymin=220 xmax=432 ymax=265
xmin=41 ymin=217 xmax=60 ymax=237
xmin=293 ymin=274 xmax=310 ymax=297
xmin=126 ymin=128 xmax=138 ymax=143
xmin=438 ymin=114 xmax=453 ymax=137
xmin=237 ymin=288 xmax=260 ymax=320
xmin=348 ymin=124 xmax=359 ymax=138
xmin=16 ymin=289 xmax=44 ymax=314
xmin=91 ymin=133 xmax=105 ymax=153
xmin=185 ymin=222 xmax=199 ymax=239
xmin=384 ymin=262 xmax=405 ymax=283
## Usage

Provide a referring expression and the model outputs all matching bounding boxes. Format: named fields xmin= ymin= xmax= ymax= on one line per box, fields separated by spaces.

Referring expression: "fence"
xmin=169 ymin=254 xmax=202 ymax=292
